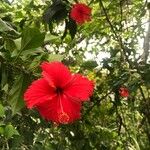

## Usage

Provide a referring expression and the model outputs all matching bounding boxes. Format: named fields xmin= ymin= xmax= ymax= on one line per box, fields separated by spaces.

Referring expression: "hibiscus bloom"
xmin=119 ymin=87 xmax=129 ymax=97
xmin=70 ymin=3 xmax=92 ymax=25
xmin=24 ymin=62 xmax=94 ymax=124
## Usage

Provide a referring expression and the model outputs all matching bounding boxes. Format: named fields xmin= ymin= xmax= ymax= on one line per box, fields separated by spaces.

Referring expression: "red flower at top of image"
xmin=24 ymin=62 xmax=94 ymax=124
xmin=70 ymin=3 xmax=92 ymax=25
xmin=119 ymin=87 xmax=129 ymax=97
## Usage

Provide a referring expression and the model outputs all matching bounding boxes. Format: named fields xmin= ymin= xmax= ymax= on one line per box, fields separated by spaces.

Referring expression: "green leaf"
xmin=0 ymin=18 xmax=13 ymax=32
xmin=2 ymin=84 xmax=9 ymax=93
xmin=0 ymin=126 xmax=4 ymax=135
xmin=21 ymin=48 xmax=43 ymax=58
xmin=132 ymin=137 xmax=140 ymax=150
xmin=1 ymin=64 xmax=8 ymax=89
xmin=0 ymin=19 xmax=20 ymax=36
xmin=44 ymin=33 xmax=60 ymax=43
xmin=68 ymin=18 xmax=77 ymax=40
xmin=81 ymin=60 xmax=98 ymax=70
xmin=21 ymin=27 xmax=45 ymax=51
xmin=47 ymin=54 xmax=64 ymax=62
xmin=8 ymin=74 xmax=30 ymax=115
xmin=4 ymin=39 xmax=17 ymax=52
xmin=29 ymin=54 xmax=44 ymax=70
xmin=14 ymin=38 xmax=21 ymax=50
xmin=62 ymin=19 xmax=77 ymax=40
xmin=0 ymin=104 xmax=5 ymax=117
xmin=43 ymin=0 xmax=67 ymax=23
xmin=11 ymin=38 xmax=21 ymax=57
xmin=4 ymin=124 xmax=19 ymax=139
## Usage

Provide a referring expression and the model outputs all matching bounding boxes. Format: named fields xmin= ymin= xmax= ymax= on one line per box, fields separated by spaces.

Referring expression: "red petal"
xmin=37 ymin=94 xmax=81 ymax=124
xmin=70 ymin=3 xmax=91 ymax=24
xmin=36 ymin=97 xmax=59 ymax=122
xmin=41 ymin=61 xmax=72 ymax=88
xmin=24 ymin=78 xmax=56 ymax=108
xmin=58 ymin=94 xmax=81 ymax=123
xmin=64 ymin=74 xmax=94 ymax=101
xmin=119 ymin=87 xmax=129 ymax=97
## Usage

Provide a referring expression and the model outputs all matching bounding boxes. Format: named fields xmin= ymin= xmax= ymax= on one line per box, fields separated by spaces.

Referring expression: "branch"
xmin=88 ymin=0 xmax=94 ymax=6
xmin=141 ymin=9 xmax=150 ymax=63
xmin=99 ymin=0 xmax=119 ymax=41
xmin=99 ymin=0 xmax=133 ymax=69
xmin=139 ymin=86 xmax=150 ymax=125
xmin=84 ymin=89 xmax=113 ymax=117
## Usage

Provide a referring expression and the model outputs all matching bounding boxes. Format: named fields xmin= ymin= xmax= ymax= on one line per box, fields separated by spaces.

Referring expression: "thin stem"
xmin=99 ymin=0 xmax=119 ymax=41
xmin=84 ymin=90 xmax=113 ymax=117
xmin=58 ymin=94 xmax=64 ymax=113
xmin=88 ymin=0 xmax=94 ymax=6
xmin=99 ymin=0 xmax=133 ymax=69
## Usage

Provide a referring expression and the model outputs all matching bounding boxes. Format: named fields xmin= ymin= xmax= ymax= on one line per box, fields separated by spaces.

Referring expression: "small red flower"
xmin=24 ymin=62 xmax=94 ymax=124
xmin=70 ymin=3 xmax=92 ymax=25
xmin=119 ymin=87 xmax=129 ymax=97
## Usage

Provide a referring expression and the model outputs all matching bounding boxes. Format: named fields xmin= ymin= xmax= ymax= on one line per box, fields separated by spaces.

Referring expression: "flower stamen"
xmin=58 ymin=112 xmax=69 ymax=124
xmin=56 ymin=87 xmax=63 ymax=94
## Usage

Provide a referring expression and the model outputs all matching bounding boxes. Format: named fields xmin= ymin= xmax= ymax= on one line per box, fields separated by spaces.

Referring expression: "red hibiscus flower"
xmin=70 ymin=3 xmax=92 ymax=25
xmin=119 ymin=87 xmax=129 ymax=97
xmin=24 ymin=61 xmax=94 ymax=124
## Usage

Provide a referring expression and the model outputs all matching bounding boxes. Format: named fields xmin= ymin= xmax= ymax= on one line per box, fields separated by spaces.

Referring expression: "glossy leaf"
xmin=21 ymin=28 xmax=45 ymax=51
xmin=4 ymin=124 xmax=19 ymax=139
xmin=0 ymin=104 xmax=5 ymax=117
xmin=8 ymin=74 xmax=30 ymax=115
xmin=43 ymin=0 xmax=67 ymax=23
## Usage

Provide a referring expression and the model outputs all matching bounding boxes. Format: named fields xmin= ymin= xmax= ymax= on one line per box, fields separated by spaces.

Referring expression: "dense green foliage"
xmin=0 ymin=0 xmax=150 ymax=149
